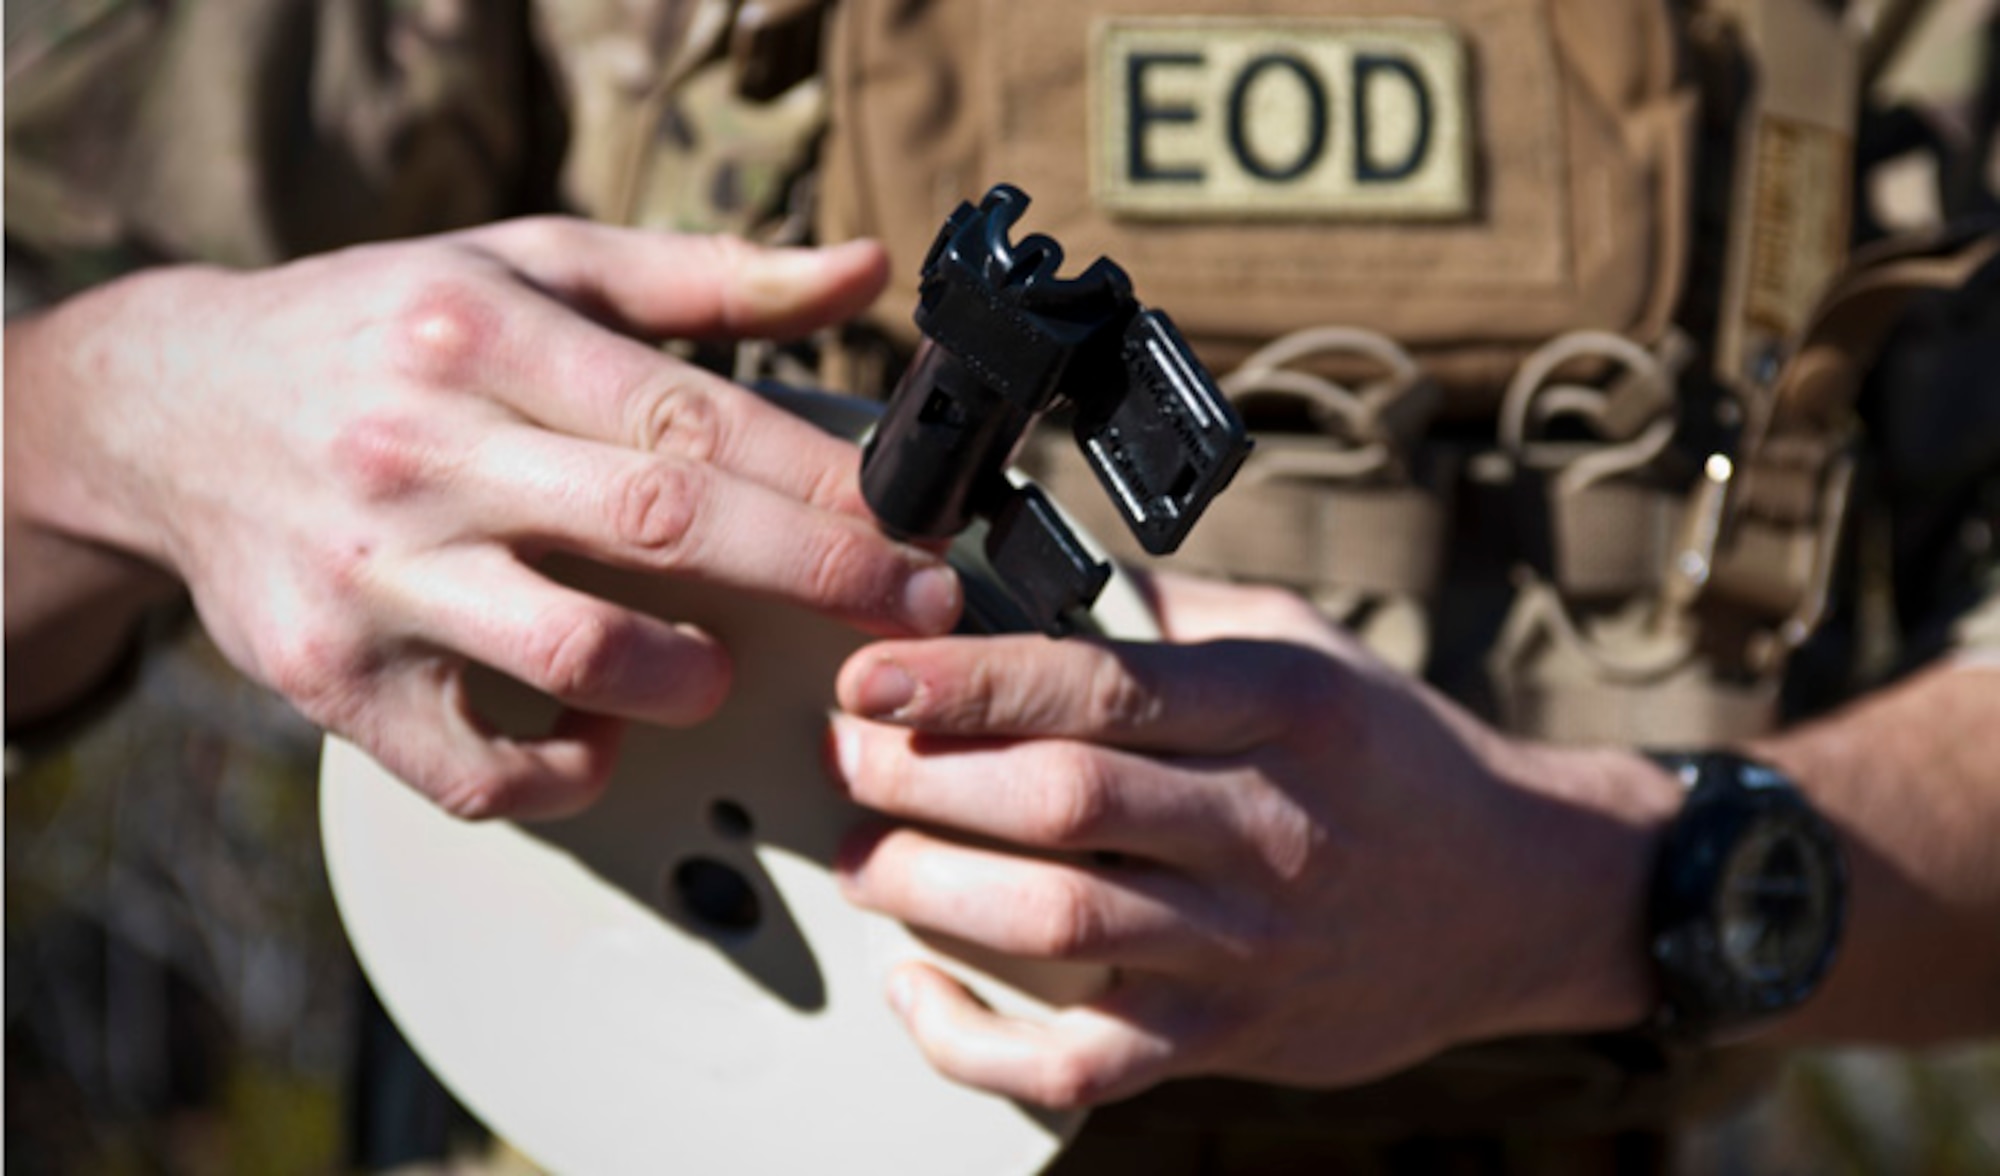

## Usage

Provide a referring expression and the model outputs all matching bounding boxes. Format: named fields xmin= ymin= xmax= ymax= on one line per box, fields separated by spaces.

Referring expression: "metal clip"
xmin=1655 ymin=452 xmax=1735 ymax=629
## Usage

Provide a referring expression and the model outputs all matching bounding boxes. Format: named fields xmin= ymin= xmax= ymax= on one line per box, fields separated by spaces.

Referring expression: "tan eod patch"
xmin=1093 ymin=17 xmax=1474 ymax=220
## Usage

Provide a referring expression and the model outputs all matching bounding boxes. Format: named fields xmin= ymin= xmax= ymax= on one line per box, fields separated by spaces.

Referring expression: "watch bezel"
xmin=1645 ymin=751 xmax=1847 ymax=1040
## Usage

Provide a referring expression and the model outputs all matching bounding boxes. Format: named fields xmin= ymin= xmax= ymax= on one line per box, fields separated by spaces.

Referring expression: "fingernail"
xmin=902 ymin=563 xmax=962 ymax=634
xmin=854 ymin=660 xmax=916 ymax=718
xmin=887 ymin=969 xmax=916 ymax=1017
xmin=833 ymin=717 xmax=864 ymax=782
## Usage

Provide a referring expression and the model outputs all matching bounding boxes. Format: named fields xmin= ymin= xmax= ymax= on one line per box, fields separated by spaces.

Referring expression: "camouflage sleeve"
xmin=4 ymin=0 xmax=564 ymax=295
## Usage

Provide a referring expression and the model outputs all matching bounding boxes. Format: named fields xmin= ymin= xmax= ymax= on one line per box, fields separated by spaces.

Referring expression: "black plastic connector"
xmin=860 ymin=185 xmax=1250 ymax=634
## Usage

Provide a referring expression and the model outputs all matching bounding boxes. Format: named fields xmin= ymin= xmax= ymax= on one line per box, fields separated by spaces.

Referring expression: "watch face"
xmin=1715 ymin=818 xmax=1840 ymax=989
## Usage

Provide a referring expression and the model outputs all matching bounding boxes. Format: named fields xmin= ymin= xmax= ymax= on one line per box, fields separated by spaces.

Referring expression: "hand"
xmin=828 ymin=574 xmax=1679 ymax=1108
xmin=6 ymin=220 xmax=960 ymax=818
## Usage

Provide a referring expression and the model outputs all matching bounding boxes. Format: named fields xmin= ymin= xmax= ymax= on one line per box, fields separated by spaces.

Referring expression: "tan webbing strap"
xmin=1032 ymin=439 xmax=1445 ymax=675
xmin=1488 ymin=578 xmax=1781 ymax=745
xmin=1760 ymin=231 xmax=2000 ymax=438
xmin=1550 ymin=483 xmax=1683 ymax=599
xmin=1027 ymin=441 xmax=1445 ymax=600
xmin=1491 ymin=229 xmax=1997 ymax=744
xmin=1499 ymin=330 xmax=1692 ymax=602
xmin=1708 ymin=0 xmax=1861 ymax=392
xmin=1704 ymin=230 xmax=2000 ymax=664
xmin=1222 ymin=329 xmax=1447 ymax=671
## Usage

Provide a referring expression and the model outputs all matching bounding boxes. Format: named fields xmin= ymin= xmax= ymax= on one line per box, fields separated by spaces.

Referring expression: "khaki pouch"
xmin=820 ymin=0 xmax=1697 ymax=413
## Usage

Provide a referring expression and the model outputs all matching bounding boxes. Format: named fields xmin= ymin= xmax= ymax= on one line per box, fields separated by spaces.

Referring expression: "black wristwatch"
xmin=1644 ymin=750 xmax=1847 ymax=1041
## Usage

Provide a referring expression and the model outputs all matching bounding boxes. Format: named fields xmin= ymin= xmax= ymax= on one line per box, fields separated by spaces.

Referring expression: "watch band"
xmin=1646 ymin=749 xmax=1798 ymax=800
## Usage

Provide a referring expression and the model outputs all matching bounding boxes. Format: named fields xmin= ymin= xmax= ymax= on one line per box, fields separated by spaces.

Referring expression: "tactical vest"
xmin=580 ymin=0 xmax=2000 ymax=743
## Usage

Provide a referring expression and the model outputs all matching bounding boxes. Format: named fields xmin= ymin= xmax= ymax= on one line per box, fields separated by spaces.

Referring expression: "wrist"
xmin=1475 ymin=743 xmax=1684 ymax=1039
xmin=5 ymin=280 xmax=189 ymax=723
xmin=5 ymin=267 xmax=210 ymax=566
xmin=5 ymin=513 xmax=178 ymax=724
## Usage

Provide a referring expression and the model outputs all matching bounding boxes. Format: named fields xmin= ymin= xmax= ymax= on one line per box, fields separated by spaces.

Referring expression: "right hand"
xmin=5 ymin=219 xmax=960 ymax=818
xmin=828 ymin=574 xmax=1672 ymax=1107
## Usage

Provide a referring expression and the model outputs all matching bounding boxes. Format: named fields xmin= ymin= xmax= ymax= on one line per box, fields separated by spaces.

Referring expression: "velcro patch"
xmin=1093 ymin=18 xmax=1473 ymax=219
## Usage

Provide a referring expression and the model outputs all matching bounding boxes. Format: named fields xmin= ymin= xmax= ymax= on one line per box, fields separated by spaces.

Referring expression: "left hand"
xmin=5 ymin=223 xmax=957 ymax=817
xmin=828 ymin=573 xmax=1677 ymax=1108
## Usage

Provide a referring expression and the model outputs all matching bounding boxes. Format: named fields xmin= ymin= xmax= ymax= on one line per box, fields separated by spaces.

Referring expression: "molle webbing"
xmin=1706 ymin=230 xmax=2000 ymax=644
xmin=1495 ymin=231 xmax=2000 ymax=745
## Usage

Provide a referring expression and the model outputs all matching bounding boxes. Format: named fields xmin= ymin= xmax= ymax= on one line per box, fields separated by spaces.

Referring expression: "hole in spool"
xmin=708 ymin=798 xmax=754 ymax=840
xmin=669 ymin=857 xmax=762 ymax=936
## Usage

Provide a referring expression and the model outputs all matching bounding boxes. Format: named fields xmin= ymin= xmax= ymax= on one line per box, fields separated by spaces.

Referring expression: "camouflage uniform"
xmin=7 ymin=0 xmax=1998 ymax=1173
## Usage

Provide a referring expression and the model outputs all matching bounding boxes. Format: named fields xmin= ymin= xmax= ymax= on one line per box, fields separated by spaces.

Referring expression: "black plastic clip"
xmin=860 ymin=185 xmax=1250 ymax=634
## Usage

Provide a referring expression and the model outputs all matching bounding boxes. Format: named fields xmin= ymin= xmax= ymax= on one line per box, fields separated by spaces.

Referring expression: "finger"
xmin=460 ymin=425 xmax=961 ymax=636
xmin=829 ymin=715 xmax=1241 ymax=863
xmin=387 ymin=548 xmax=735 ymax=726
xmin=886 ymin=963 xmax=1185 ymax=1109
xmin=1145 ymin=571 xmax=1348 ymax=648
xmin=837 ymin=825 xmax=1220 ymax=968
xmin=339 ymin=658 xmax=626 ymax=821
xmin=463 ymin=219 xmax=890 ymax=341
xmin=391 ymin=278 xmax=876 ymax=516
xmin=836 ymin=634 xmax=1314 ymax=753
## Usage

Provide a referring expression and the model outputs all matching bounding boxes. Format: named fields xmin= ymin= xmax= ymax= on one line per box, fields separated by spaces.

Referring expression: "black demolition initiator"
xmin=859 ymin=184 xmax=1251 ymax=635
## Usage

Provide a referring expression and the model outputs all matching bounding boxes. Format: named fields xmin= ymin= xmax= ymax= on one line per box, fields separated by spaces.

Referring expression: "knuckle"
xmin=803 ymin=452 xmax=862 ymax=514
xmin=307 ymin=534 xmax=377 ymax=603
xmin=1221 ymin=890 xmax=1296 ymax=958
xmin=1273 ymin=809 xmax=1337 ymax=889
xmin=385 ymin=277 xmax=500 ymax=388
xmin=524 ymin=607 xmax=628 ymax=701
xmin=435 ymin=766 xmax=522 ymax=822
xmin=691 ymin=235 xmax=764 ymax=332
xmin=265 ymin=628 xmax=370 ymax=726
xmin=612 ymin=462 xmax=701 ymax=558
xmin=1035 ymin=1048 xmax=1112 ymax=1111
xmin=853 ymin=746 xmax=918 ymax=815
xmin=939 ymin=657 xmax=1004 ymax=728
xmin=629 ymin=379 xmax=723 ymax=463
xmin=1028 ymin=750 xmax=1116 ymax=847
xmin=436 ymin=752 xmax=609 ymax=823
xmin=330 ymin=412 xmax=438 ymax=503
xmin=1026 ymin=871 xmax=1103 ymax=960
xmin=795 ymin=524 xmax=875 ymax=609
xmin=1082 ymin=652 xmax=1160 ymax=733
